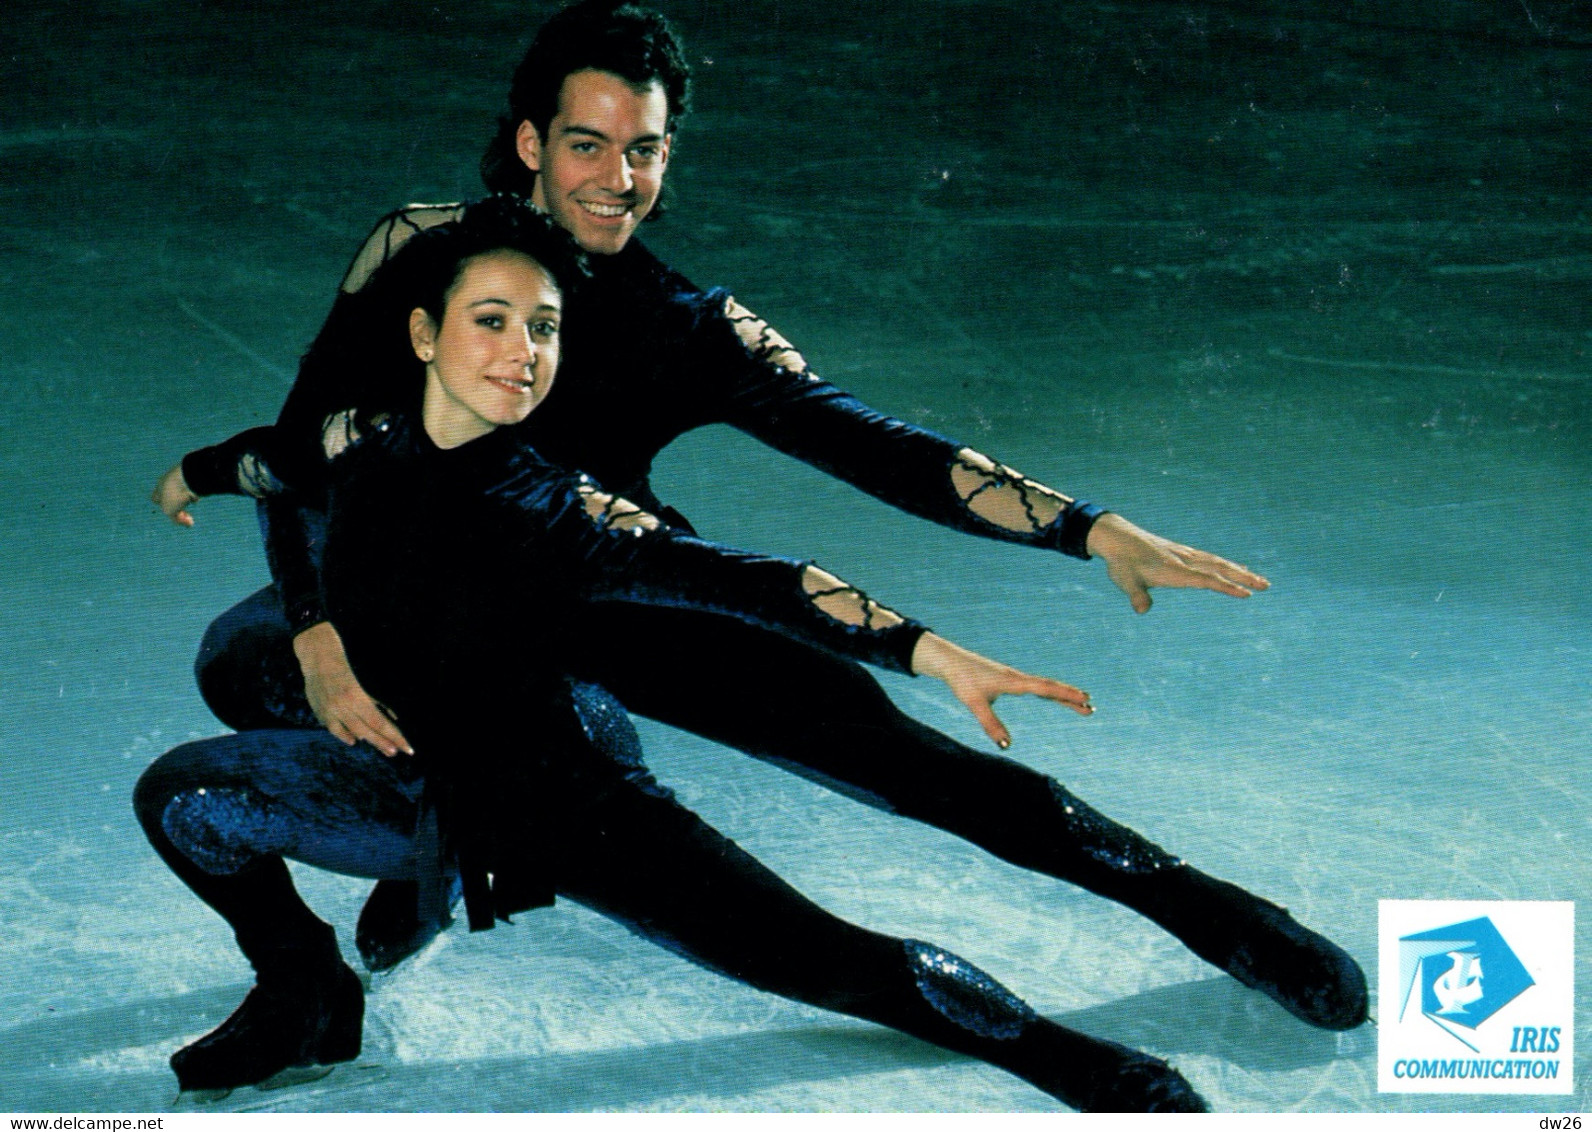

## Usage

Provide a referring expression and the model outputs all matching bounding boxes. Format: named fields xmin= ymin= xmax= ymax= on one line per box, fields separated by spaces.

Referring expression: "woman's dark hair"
xmin=357 ymin=195 xmax=591 ymax=392
xmin=479 ymin=0 xmax=692 ymax=214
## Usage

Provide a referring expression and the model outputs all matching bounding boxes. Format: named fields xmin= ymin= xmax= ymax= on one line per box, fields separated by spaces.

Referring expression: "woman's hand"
xmin=151 ymin=464 xmax=200 ymax=527
xmin=293 ymin=621 xmax=413 ymax=757
xmin=1086 ymin=512 xmax=1269 ymax=614
xmin=910 ymin=632 xmax=1092 ymax=749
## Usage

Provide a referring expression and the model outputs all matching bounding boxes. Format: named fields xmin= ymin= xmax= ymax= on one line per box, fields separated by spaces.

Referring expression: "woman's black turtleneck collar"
xmin=409 ymin=414 xmax=539 ymax=484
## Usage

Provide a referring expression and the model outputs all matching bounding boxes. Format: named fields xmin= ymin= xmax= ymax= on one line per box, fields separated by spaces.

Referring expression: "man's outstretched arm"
xmin=705 ymin=294 xmax=1269 ymax=611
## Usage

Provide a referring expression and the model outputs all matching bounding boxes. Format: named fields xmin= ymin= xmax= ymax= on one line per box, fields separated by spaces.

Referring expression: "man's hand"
xmin=151 ymin=464 xmax=200 ymax=527
xmin=910 ymin=632 xmax=1092 ymax=749
xmin=293 ymin=621 xmax=413 ymax=756
xmin=1086 ymin=512 xmax=1269 ymax=614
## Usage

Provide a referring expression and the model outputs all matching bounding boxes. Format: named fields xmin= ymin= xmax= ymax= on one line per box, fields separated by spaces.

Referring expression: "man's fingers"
xmin=1194 ymin=551 xmax=1269 ymax=591
xmin=1222 ymin=565 xmax=1269 ymax=591
xmin=1138 ymin=551 xmax=1268 ymax=605
xmin=1109 ymin=564 xmax=1155 ymax=613
xmin=1177 ymin=547 xmax=1269 ymax=593
xmin=1191 ymin=569 xmax=1254 ymax=600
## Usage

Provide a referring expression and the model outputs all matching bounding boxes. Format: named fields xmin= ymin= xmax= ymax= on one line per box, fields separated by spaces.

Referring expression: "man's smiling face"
xmin=522 ymin=68 xmax=672 ymax=256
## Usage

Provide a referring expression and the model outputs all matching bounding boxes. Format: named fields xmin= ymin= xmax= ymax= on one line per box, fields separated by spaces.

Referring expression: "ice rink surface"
xmin=2 ymin=0 xmax=1588 ymax=1114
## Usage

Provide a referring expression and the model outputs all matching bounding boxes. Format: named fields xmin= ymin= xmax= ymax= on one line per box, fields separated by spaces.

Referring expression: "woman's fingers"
xmin=962 ymin=693 xmax=1012 ymax=750
xmin=998 ymin=674 xmax=1092 ymax=718
xmin=1019 ymin=673 xmax=1094 ymax=715
xmin=968 ymin=671 xmax=1095 ymax=748
xmin=336 ymin=697 xmax=412 ymax=757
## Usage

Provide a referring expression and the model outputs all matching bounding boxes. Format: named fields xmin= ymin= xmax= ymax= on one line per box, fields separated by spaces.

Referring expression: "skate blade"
xmin=257 ymin=1062 xmax=338 ymax=1090
xmin=173 ymin=1087 xmax=235 ymax=1107
xmin=174 ymin=1061 xmax=387 ymax=1110
xmin=172 ymin=1062 xmax=336 ymax=1105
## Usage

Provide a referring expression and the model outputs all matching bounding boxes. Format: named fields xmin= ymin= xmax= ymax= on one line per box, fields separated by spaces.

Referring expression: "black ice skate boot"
xmin=1068 ymin=1042 xmax=1210 ymax=1113
xmin=1029 ymin=783 xmax=1367 ymax=1030
xmin=1144 ymin=867 xmax=1368 ymax=1031
xmin=355 ymin=875 xmax=459 ymax=973
xmin=172 ymin=920 xmax=364 ymax=1091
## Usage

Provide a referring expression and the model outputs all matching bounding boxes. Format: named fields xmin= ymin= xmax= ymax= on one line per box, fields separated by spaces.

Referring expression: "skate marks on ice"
xmin=0 ymin=128 xmax=148 ymax=154
xmin=0 ymin=993 xmax=959 ymax=1112
xmin=0 ymin=962 xmax=1369 ymax=1112
xmin=171 ymin=297 xmax=295 ymax=386
xmin=1266 ymin=347 xmax=1589 ymax=386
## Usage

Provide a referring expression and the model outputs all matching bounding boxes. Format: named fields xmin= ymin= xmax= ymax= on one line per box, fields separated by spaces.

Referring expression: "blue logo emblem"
xmin=1398 ymin=917 xmax=1534 ymax=1051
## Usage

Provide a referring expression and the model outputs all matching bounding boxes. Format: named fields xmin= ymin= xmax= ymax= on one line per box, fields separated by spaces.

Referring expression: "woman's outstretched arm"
xmin=539 ymin=477 xmax=1093 ymax=749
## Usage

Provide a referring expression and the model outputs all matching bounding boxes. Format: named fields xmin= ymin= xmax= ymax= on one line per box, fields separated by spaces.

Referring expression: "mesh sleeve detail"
xmin=235 ymin=453 xmax=285 ymax=500
xmin=339 ymin=203 xmax=466 ymax=294
xmin=321 ymin=409 xmax=363 ymax=461
xmin=723 ymin=296 xmax=811 ymax=376
xmin=950 ymin=447 xmax=1077 ymax=536
xmin=800 ymin=565 xmax=908 ymax=632
xmin=575 ymin=483 xmax=664 ymax=534
xmin=704 ymin=292 xmax=1100 ymax=559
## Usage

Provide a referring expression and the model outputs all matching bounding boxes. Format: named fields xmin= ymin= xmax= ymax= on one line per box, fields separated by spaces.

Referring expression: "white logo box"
xmin=1378 ymin=899 xmax=1574 ymax=1095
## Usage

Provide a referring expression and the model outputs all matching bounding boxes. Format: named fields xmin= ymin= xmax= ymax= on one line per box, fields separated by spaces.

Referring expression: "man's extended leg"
xmin=569 ymin=603 xmax=1367 ymax=1031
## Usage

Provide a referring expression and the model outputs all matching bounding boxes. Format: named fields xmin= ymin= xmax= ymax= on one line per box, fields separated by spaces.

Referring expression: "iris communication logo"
xmin=1379 ymin=900 xmax=1574 ymax=1095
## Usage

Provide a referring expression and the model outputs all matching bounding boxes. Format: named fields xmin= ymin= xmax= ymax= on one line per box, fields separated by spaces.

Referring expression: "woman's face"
xmin=412 ymin=250 xmax=562 ymax=449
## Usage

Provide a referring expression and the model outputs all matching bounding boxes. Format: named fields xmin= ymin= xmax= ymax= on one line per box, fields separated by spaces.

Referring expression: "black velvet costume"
xmin=180 ymin=203 xmax=1365 ymax=1037
xmin=139 ymin=407 xmax=1207 ymax=1110
xmin=312 ymin=410 xmax=927 ymax=926
xmin=182 ymin=206 xmax=1133 ymax=889
xmin=186 ymin=205 xmax=1103 ymax=652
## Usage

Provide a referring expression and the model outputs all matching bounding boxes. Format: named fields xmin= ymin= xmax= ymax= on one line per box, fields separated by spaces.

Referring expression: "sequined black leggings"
xmin=133 ymin=705 xmax=1150 ymax=1108
xmin=197 ymin=585 xmax=1189 ymax=911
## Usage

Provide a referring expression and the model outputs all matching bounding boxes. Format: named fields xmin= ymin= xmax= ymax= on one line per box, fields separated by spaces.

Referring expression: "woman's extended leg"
xmin=133 ymin=731 xmax=423 ymax=1089
xmin=209 ymin=592 xmax=1364 ymax=1029
xmin=136 ymin=708 xmax=1201 ymax=1108
xmin=569 ymin=603 xmax=1366 ymax=1030
xmin=553 ymin=767 xmax=1206 ymax=1113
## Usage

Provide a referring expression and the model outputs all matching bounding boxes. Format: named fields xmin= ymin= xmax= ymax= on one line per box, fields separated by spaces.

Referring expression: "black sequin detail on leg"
xmin=1048 ymin=781 xmax=1184 ymax=876
xmin=903 ymin=939 xmax=1036 ymax=1040
xmin=163 ymin=786 xmax=286 ymax=876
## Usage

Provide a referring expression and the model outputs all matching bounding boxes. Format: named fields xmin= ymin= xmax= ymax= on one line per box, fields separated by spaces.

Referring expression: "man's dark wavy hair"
xmin=479 ymin=1 xmax=692 ymax=219
xmin=358 ymin=195 xmax=591 ymax=396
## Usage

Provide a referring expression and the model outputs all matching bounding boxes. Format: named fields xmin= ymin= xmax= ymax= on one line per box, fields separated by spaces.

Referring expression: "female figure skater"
xmin=141 ymin=197 xmax=1205 ymax=1111
xmin=169 ymin=0 xmax=1364 ymax=1032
